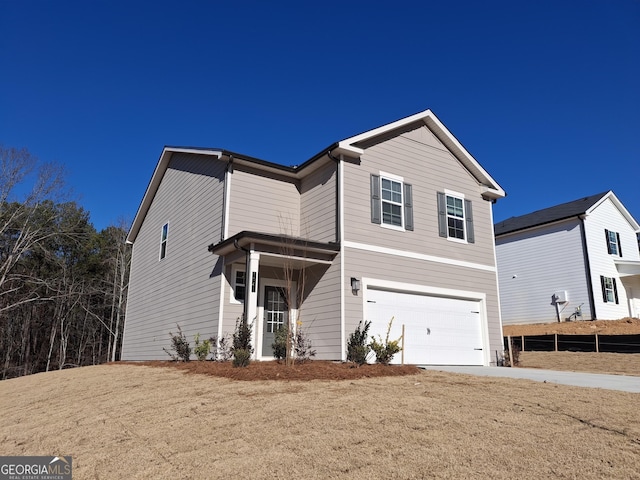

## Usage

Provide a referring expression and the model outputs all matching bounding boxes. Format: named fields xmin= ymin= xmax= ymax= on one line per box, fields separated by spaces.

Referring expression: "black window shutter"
xmin=465 ymin=199 xmax=474 ymax=243
xmin=616 ymin=232 xmax=622 ymax=257
xmin=600 ymin=275 xmax=607 ymax=302
xmin=437 ymin=192 xmax=447 ymax=237
xmin=613 ymin=278 xmax=619 ymax=304
xmin=605 ymin=229 xmax=612 ymax=254
xmin=370 ymin=174 xmax=381 ymax=224
xmin=404 ymin=183 xmax=414 ymax=231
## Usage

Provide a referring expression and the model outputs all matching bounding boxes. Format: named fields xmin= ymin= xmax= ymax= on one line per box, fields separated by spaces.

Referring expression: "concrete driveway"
xmin=421 ymin=366 xmax=640 ymax=393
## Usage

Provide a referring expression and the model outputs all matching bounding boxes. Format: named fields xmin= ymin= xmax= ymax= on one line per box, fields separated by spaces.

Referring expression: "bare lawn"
xmin=1 ymin=357 xmax=639 ymax=479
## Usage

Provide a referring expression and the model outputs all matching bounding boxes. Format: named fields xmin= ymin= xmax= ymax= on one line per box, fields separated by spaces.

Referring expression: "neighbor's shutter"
xmin=465 ymin=199 xmax=475 ymax=243
xmin=613 ymin=278 xmax=619 ymax=304
xmin=605 ymin=229 xmax=612 ymax=254
xmin=600 ymin=275 xmax=607 ymax=302
xmin=404 ymin=183 xmax=414 ymax=231
xmin=370 ymin=174 xmax=381 ymax=224
xmin=437 ymin=192 xmax=447 ymax=237
xmin=617 ymin=232 xmax=622 ymax=257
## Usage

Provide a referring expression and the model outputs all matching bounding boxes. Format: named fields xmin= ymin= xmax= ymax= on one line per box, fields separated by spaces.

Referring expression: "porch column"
xmin=245 ymin=248 xmax=260 ymax=359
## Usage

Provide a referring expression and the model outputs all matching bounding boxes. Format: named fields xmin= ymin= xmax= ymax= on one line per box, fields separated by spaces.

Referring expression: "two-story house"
xmin=121 ymin=109 xmax=506 ymax=365
xmin=495 ymin=191 xmax=640 ymax=325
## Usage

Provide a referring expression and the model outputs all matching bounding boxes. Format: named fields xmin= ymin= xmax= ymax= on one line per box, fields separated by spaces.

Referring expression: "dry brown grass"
xmin=1 ymin=362 xmax=639 ymax=479
xmin=503 ymin=317 xmax=640 ymax=336
xmin=520 ymin=351 xmax=640 ymax=376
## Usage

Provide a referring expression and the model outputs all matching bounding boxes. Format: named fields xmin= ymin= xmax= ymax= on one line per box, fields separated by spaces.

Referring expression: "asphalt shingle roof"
xmin=494 ymin=191 xmax=610 ymax=236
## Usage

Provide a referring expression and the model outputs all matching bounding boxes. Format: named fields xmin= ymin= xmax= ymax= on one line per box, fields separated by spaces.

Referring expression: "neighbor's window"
xmin=605 ymin=229 xmax=622 ymax=257
xmin=234 ymin=270 xmax=246 ymax=302
xmin=160 ymin=223 xmax=169 ymax=260
xmin=600 ymin=275 xmax=618 ymax=304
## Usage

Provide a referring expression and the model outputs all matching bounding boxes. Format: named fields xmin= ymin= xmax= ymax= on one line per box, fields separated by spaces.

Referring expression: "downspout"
xmin=326 ymin=150 xmax=341 ymax=244
xmin=579 ymin=216 xmax=597 ymax=320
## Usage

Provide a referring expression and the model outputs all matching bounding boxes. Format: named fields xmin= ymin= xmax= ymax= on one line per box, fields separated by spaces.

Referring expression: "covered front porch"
xmin=615 ymin=259 xmax=640 ymax=318
xmin=208 ymin=231 xmax=340 ymax=359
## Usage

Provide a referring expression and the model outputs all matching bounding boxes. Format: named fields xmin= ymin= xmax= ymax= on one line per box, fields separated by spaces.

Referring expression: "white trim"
xmin=444 ymin=188 xmax=465 ymax=199
xmin=379 ymin=171 xmax=405 ymax=230
xmin=339 ymin=156 xmax=346 ymax=361
xmin=159 ymin=221 xmax=169 ymax=260
xmin=379 ymin=171 xmax=404 ymax=183
xmin=223 ymin=164 xmax=232 ymax=239
xmin=361 ymin=277 xmax=491 ymax=366
xmin=217 ymin=258 xmax=226 ymax=344
xmin=229 ymin=264 xmax=246 ymax=304
xmin=344 ymin=240 xmax=496 ymax=272
xmin=489 ymin=202 xmax=505 ymax=341
xmin=443 ymin=191 xmax=467 ymax=243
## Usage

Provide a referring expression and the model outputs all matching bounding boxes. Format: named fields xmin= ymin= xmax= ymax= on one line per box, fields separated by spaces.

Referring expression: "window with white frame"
xmin=370 ymin=173 xmax=413 ymax=231
xmin=231 ymin=268 xmax=246 ymax=303
xmin=605 ymin=229 xmax=622 ymax=257
xmin=159 ymin=222 xmax=169 ymax=260
xmin=437 ymin=191 xmax=475 ymax=243
xmin=600 ymin=275 xmax=618 ymax=304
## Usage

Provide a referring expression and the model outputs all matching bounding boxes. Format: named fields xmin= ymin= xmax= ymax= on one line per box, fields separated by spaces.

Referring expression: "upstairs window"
xmin=381 ymin=177 xmax=403 ymax=227
xmin=600 ymin=275 xmax=619 ymax=304
xmin=370 ymin=173 xmax=413 ymax=231
xmin=160 ymin=223 xmax=169 ymax=260
xmin=605 ymin=229 xmax=622 ymax=257
xmin=437 ymin=191 xmax=474 ymax=243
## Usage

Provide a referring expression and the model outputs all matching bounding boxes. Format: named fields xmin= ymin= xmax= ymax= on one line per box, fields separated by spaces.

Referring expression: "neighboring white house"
xmin=495 ymin=191 xmax=640 ymax=325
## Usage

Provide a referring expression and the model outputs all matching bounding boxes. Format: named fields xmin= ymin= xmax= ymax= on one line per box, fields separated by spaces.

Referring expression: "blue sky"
xmin=1 ymin=1 xmax=639 ymax=232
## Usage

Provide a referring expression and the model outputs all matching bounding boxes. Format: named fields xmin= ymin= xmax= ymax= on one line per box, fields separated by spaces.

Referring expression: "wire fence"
xmin=504 ymin=334 xmax=640 ymax=354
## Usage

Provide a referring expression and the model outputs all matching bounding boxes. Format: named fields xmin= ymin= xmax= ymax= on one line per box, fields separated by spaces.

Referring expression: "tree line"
xmin=0 ymin=145 xmax=130 ymax=379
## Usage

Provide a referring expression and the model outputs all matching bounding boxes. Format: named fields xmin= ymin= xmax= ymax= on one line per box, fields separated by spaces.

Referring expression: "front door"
xmin=262 ymin=286 xmax=288 ymax=357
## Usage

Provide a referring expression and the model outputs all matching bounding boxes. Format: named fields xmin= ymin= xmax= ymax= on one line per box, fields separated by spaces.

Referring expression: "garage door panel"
xmin=367 ymin=288 xmax=484 ymax=366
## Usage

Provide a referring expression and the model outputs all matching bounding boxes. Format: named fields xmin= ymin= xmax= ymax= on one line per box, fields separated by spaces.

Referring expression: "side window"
xmin=600 ymin=275 xmax=619 ymax=304
xmin=437 ymin=191 xmax=474 ymax=243
xmin=160 ymin=223 xmax=169 ymax=260
xmin=370 ymin=173 xmax=413 ymax=231
xmin=605 ymin=229 xmax=622 ymax=257
xmin=231 ymin=268 xmax=246 ymax=303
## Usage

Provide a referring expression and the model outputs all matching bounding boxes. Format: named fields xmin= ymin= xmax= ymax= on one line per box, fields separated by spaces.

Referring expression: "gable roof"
xmin=127 ymin=109 xmax=505 ymax=244
xmin=494 ymin=191 xmax=640 ymax=236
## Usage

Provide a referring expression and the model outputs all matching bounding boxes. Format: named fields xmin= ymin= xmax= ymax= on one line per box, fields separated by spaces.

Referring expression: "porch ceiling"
xmin=615 ymin=259 xmax=640 ymax=278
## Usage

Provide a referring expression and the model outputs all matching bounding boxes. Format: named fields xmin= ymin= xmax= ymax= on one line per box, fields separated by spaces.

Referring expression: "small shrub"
xmin=163 ymin=324 xmax=191 ymax=362
xmin=369 ymin=317 xmax=402 ymax=365
xmin=209 ymin=335 xmax=233 ymax=362
xmin=231 ymin=316 xmax=253 ymax=368
xmin=346 ymin=320 xmax=371 ymax=365
xmin=232 ymin=348 xmax=251 ymax=368
xmin=292 ymin=324 xmax=316 ymax=363
xmin=272 ymin=325 xmax=288 ymax=362
xmin=193 ymin=333 xmax=211 ymax=361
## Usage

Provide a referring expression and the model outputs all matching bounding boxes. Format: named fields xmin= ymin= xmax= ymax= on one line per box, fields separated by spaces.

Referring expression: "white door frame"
xmin=256 ymin=278 xmax=297 ymax=360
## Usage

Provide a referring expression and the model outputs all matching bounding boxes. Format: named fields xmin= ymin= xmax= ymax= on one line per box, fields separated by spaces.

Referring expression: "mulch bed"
xmin=120 ymin=360 xmax=421 ymax=381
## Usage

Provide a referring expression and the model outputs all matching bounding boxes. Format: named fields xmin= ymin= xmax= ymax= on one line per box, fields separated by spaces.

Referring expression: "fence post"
xmin=554 ymin=333 xmax=558 ymax=352
xmin=521 ymin=335 xmax=525 ymax=352
xmin=595 ymin=333 xmax=599 ymax=353
xmin=401 ymin=324 xmax=405 ymax=365
xmin=507 ymin=335 xmax=515 ymax=367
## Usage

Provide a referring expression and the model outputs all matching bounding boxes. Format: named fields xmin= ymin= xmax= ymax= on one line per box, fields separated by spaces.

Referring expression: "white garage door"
xmin=366 ymin=288 xmax=484 ymax=365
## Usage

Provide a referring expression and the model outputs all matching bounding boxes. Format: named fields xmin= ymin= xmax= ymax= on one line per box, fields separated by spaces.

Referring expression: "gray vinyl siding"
xmin=496 ymin=218 xmax=592 ymax=325
xmin=298 ymin=259 xmax=342 ymax=359
xmin=228 ymin=167 xmax=301 ymax=237
xmin=121 ymin=153 xmax=226 ymax=360
xmin=300 ymin=162 xmax=337 ymax=242
xmin=343 ymin=247 xmax=503 ymax=363
xmin=343 ymin=125 xmax=496 ymax=267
